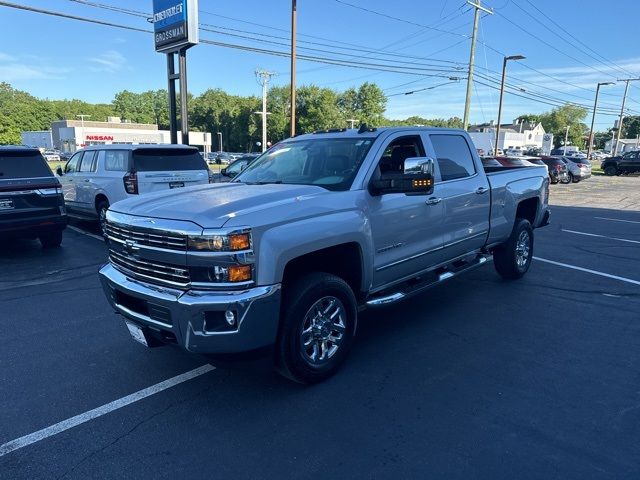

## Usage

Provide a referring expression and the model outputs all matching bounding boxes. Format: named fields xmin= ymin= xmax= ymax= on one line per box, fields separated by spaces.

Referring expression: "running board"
xmin=365 ymin=254 xmax=492 ymax=308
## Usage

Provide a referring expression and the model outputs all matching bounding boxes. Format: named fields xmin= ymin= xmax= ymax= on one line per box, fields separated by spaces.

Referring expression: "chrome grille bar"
xmin=109 ymin=250 xmax=190 ymax=288
xmin=105 ymin=222 xmax=187 ymax=250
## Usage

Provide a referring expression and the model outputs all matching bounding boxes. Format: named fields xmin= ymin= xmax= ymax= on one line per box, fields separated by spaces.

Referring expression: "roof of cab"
xmin=290 ymin=126 xmax=465 ymax=141
xmin=79 ymin=144 xmax=198 ymax=151
xmin=0 ymin=145 xmax=41 ymax=152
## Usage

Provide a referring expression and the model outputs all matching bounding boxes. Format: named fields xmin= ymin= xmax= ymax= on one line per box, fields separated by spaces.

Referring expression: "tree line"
xmin=2 ymin=81 xmax=635 ymax=151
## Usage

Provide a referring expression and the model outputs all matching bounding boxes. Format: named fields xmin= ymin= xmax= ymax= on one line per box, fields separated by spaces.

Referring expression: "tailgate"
xmin=0 ymin=179 xmax=63 ymax=224
xmin=137 ymin=170 xmax=208 ymax=193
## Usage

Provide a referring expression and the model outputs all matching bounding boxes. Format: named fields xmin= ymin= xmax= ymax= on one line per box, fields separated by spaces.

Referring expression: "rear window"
xmin=132 ymin=148 xmax=206 ymax=171
xmin=0 ymin=151 xmax=53 ymax=179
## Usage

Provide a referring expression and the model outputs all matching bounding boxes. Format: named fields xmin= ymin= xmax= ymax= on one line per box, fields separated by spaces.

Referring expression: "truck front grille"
xmin=109 ymin=249 xmax=190 ymax=288
xmin=106 ymin=222 xmax=187 ymax=251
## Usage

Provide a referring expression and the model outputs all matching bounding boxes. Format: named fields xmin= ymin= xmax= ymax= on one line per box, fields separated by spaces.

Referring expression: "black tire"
xmin=97 ymin=200 xmax=109 ymax=239
xmin=604 ymin=165 xmax=617 ymax=176
xmin=493 ymin=218 xmax=534 ymax=280
xmin=275 ymin=272 xmax=357 ymax=384
xmin=550 ymin=176 xmax=559 ymax=185
xmin=40 ymin=230 xmax=63 ymax=248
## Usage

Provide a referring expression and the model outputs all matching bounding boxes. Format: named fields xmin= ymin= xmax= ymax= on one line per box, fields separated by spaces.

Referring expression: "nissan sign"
xmin=152 ymin=0 xmax=199 ymax=53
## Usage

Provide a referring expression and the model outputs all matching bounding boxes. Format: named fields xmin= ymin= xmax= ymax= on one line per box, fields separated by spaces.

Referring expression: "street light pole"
xmin=290 ymin=0 xmax=297 ymax=137
xmin=76 ymin=115 xmax=90 ymax=149
xmin=613 ymin=78 xmax=640 ymax=155
xmin=495 ymin=55 xmax=525 ymax=155
xmin=587 ymin=82 xmax=614 ymax=160
xmin=217 ymin=132 xmax=222 ymax=153
xmin=346 ymin=119 xmax=358 ymax=129
xmin=563 ymin=125 xmax=570 ymax=155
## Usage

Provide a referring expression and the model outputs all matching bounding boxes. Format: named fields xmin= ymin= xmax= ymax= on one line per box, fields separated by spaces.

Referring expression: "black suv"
xmin=0 ymin=146 xmax=67 ymax=247
xmin=602 ymin=151 xmax=640 ymax=176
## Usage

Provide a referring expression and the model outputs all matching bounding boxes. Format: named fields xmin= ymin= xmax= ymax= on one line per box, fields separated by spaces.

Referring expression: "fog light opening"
xmin=225 ymin=310 xmax=237 ymax=327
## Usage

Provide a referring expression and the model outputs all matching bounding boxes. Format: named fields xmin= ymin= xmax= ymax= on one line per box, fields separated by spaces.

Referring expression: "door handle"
xmin=475 ymin=187 xmax=489 ymax=194
xmin=84 ymin=179 xmax=90 ymax=182
xmin=425 ymin=197 xmax=442 ymax=205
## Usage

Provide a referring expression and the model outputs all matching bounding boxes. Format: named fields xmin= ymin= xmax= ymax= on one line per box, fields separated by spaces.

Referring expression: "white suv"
xmin=56 ymin=144 xmax=209 ymax=234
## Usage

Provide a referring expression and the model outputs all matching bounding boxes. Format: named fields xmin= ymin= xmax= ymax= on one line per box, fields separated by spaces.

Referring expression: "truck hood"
xmin=109 ymin=182 xmax=330 ymax=229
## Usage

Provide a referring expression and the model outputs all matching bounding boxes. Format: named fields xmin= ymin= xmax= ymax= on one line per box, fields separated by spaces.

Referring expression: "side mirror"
xmin=56 ymin=167 xmax=63 ymax=176
xmin=221 ymin=168 xmax=227 ymax=176
xmin=370 ymin=157 xmax=435 ymax=196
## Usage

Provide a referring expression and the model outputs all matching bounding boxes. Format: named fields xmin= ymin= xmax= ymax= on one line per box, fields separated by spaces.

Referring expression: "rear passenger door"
xmin=620 ymin=151 xmax=638 ymax=172
xmin=75 ymin=150 xmax=98 ymax=212
xmin=426 ymin=133 xmax=491 ymax=259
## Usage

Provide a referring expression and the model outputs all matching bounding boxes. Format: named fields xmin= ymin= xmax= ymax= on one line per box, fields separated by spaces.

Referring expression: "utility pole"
xmin=614 ymin=78 xmax=640 ymax=155
xmin=587 ymin=82 xmax=614 ymax=160
xmin=255 ymin=69 xmax=276 ymax=152
xmin=347 ymin=119 xmax=358 ymax=129
xmin=462 ymin=0 xmax=493 ymax=131
xmin=290 ymin=0 xmax=297 ymax=137
xmin=495 ymin=55 xmax=525 ymax=154
xmin=563 ymin=125 xmax=570 ymax=155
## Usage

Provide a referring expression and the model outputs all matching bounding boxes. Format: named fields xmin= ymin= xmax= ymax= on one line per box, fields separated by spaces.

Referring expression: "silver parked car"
xmin=558 ymin=156 xmax=591 ymax=183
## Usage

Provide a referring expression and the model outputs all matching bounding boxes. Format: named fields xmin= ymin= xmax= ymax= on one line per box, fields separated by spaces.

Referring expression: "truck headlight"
xmin=188 ymin=231 xmax=251 ymax=252
xmin=190 ymin=264 xmax=253 ymax=284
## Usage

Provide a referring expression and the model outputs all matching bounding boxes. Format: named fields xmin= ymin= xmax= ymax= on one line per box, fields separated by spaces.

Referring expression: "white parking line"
xmin=0 ymin=364 xmax=215 ymax=457
xmin=595 ymin=217 xmax=640 ymax=225
xmin=533 ymin=257 xmax=640 ymax=286
xmin=561 ymin=229 xmax=640 ymax=245
xmin=68 ymin=225 xmax=105 ymax=242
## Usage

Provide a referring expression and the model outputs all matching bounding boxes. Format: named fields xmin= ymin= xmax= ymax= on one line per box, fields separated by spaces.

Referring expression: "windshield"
xmin=0 ymin=151 xmax=53 ymax=179
xmin=234 ymin=137 xmax=375 ymax=191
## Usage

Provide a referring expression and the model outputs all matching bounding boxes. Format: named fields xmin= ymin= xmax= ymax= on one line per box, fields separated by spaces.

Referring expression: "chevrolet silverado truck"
xmin=99 ymin=127 xmax=550 ymax=383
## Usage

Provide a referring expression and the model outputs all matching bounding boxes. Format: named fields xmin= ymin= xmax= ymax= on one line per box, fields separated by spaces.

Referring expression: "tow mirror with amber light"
xmin=369 ymin=157 xmax=435 ymax=195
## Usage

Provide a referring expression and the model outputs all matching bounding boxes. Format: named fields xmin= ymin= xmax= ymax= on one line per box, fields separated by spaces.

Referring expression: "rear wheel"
xmin=493 ymin=219 xmax=533 ymax=280
xmin=276 ymin=273 xmax=357 ymax=384
xmin=40 ymin=230 xmax=63 ymax=248
xmin=604 ymin=165 xmax=618 ymax=176
xmin=97 ymin=200 xmax=109 ymax=239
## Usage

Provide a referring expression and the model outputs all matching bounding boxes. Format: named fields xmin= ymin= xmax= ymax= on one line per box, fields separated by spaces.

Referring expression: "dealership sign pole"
xmin=152 ymin=0 xmax=199 ymax=145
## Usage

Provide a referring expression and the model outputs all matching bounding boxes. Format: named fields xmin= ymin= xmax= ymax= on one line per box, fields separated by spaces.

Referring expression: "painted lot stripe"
xmin=534 ymin=257 xmax=640 ymax=286
xmin=0 ymin=364 xmax=215 ymax=457
xmin=68 ymin=225 xmax=104 ymax=242
xmin=561 ymin=229 xmax=640 ymax=245
xmin=595 ymin=217 xmax=640 ymax=225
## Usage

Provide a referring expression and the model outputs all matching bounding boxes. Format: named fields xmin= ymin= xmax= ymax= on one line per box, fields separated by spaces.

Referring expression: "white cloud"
xmin=88 ymin=50 xmax=128 ymax=73
xmin=0 ymin=53 xmax=69 ymax=81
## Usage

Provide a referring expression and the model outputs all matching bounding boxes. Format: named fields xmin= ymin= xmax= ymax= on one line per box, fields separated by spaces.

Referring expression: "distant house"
xmin=468 ymin=119 xmax=547 ymax=153
xmin=604 ymin=138 xmax=639 ymax=154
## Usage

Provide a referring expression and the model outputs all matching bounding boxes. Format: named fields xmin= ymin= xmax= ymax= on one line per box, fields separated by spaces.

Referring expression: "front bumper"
xmin=99 ymin=263 xmax=281 ymax=354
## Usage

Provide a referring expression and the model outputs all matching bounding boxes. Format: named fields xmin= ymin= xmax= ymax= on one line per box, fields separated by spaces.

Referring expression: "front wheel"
xmin=493 ymin=219 xmax=534 ymax=280
xmin=97 ymin=200 xmax=109 ymax=239
xmin=275 ymin=273 xmax=357 ymax=384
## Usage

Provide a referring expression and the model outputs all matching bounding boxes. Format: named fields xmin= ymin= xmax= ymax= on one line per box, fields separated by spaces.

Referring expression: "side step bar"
xmin=365 ymin=254 xmax=492 ymax=308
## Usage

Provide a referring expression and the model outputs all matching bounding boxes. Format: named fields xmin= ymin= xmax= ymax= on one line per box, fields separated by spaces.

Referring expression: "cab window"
xmin=376 ymin=136 xmax=425 ymax=180
xmin=429 ymin=134 xmax=476 ymax=181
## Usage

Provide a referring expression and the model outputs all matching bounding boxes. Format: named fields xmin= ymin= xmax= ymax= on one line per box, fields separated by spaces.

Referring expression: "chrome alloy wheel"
xmin=300 ymin=296 xmax=347 ymax=365
xmin=515 ymin=230 xmax=531 ymax=268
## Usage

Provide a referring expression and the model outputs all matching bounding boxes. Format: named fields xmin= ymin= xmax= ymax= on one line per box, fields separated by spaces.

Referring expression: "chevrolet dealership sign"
xmin=152 ymin=0 xmax=199 ymax=52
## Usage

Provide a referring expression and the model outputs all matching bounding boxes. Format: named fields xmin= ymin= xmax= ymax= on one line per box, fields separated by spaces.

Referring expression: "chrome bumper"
xmin=99 ymin=263 xmax=281 ymax=354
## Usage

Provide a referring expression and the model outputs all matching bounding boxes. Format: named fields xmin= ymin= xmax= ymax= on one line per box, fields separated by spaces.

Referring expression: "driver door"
xmin=368 ymin=133 xmax=446 ymax=289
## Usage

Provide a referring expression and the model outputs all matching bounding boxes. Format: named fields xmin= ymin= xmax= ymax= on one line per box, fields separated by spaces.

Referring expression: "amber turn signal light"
xmin=229 ymin=233 xmax=251 ymax=251
xmin=228 ymin=265 xmax=252 ymax=282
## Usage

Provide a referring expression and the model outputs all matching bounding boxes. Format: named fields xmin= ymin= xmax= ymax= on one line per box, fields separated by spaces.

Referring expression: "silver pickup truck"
xmin=99 ymin=127 xmax=550 ymax=383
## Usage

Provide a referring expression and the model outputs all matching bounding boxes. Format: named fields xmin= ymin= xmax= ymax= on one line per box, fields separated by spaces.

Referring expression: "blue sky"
xmin=1 ymin=0 xmax=639 ymax=130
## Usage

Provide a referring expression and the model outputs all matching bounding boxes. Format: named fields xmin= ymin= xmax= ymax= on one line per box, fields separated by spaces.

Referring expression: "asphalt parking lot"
xmin=1 ymin=176 xmax=639 ymax=479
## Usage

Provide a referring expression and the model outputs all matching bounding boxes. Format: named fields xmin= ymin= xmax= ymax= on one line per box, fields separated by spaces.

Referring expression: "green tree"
xmin=621 ymin=115 xmax=640 ymax=139
xmin=538 ymin=104 xmax=588 ymax=148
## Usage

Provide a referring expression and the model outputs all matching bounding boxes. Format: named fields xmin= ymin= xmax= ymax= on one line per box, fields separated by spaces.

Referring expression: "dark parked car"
xmin=0 ymin=146 xmax=67 ymax=247
xmin=209 ymin=154 xmax=259 ymax=182
xmin=602 ymin=151 xmax=640 ymax=176
xmin=539 ymin=156 xmax=569 ymax=184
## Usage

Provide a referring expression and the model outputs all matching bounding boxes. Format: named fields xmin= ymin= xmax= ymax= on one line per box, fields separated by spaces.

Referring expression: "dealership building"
xmin=22 ymin=117 xmax=213 ymax=153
